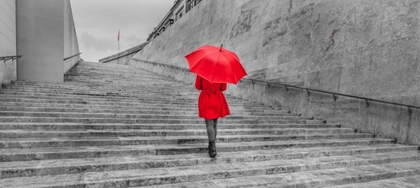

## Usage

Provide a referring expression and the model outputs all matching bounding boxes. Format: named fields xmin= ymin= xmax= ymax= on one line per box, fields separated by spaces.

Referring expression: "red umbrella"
xmin=185 ymin=45 xmax=247 ymax=84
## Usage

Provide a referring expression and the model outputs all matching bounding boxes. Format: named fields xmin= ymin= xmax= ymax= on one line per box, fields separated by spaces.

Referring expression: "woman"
xmin=195 ymin=75 xmax=230 ymax=158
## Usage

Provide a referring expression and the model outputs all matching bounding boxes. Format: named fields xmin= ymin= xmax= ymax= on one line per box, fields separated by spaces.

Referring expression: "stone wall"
xmin=0 ymin=0 xmax=17 ymax=86
xmin=99 ymin=43 xmax=148 ymax=65
xmin=132 ymin=0 xmax=420 ymax=145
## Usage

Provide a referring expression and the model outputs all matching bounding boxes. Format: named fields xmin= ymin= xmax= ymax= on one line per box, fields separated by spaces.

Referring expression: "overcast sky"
xmin=70 ymin=0 xmax=175 ymax=62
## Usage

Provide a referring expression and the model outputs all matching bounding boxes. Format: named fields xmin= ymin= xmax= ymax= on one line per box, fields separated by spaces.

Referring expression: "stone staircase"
xmin=0 ymin=61 xmax=419 ymax=188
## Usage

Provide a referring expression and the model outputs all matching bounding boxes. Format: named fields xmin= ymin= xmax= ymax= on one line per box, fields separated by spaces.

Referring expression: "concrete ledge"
xmin=130 ymin=58 xmax=195 ymax=85
xmin=99 ymin=43 xmax=148 ymax=65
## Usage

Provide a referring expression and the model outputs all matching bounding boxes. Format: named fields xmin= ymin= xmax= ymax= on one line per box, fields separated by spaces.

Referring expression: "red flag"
xmin=117 ymin=30 xmax=120 ymax=41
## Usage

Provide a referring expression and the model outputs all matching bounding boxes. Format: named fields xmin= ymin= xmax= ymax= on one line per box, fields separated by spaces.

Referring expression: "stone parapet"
xmin=99 ymin=43 xmax=148 ymax=65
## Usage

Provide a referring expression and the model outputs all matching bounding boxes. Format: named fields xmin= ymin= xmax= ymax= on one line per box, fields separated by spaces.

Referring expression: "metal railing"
xmin=0 ymin=55 xmax=22 ymax=63
xmin=241 ymin=78 xmax=420 ymax=111
xmin=135 ymin=59 xmax=420 ymax=111
xmin=64 ymin=52 xmax=82 ymax=61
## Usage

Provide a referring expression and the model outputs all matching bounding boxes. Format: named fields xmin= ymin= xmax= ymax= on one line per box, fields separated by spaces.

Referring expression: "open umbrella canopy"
xmin=185 ymin=45 xmax=247 ymax=84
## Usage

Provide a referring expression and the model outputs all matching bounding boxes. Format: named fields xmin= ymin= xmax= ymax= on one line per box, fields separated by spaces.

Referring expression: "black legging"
xmin=205 ymin=119 xmax=218 ymax=142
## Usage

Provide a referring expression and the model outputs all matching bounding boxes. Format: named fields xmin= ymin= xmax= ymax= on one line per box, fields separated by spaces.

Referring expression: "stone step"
xmin=2 ymin=152 xmax=418 ymax=187
xmin=66 ymin=77 xmax=183 ymax=83
xmin=328 ymin=175 xmax=420 ymax=188
xmin=2 ymin=83 xmax=190 ymax=89
xmin=141 ymin=160 xmax=420 ymax=188
xmin=0 ymin=133 xmax=373 ymax=148
xmin=0 ymin=97 xmax=196 ymax=104
xmin=0 ymin=99 xmax=269 ymax=108
xmin=0 ymin=128 xmax=353 ymax=138
xmin=0 ymin=89 xmax=199 ymax=98
xmin=0 ymin=96 xmax=200 ymax=105
xmin=68 ymin=67 xmax=149 ymax=71
xmin=0 ymin=106 xmax=287 ymax=116
xmin=0 ymin=138 xmax=395 ymax=162
xmin=0 ymin=92 xmax=199 ymax=101
xmin=0 ymin=103 xmax=281 ymax=113
xmin=3 ymin=83 xmax=191 ymax=90
xmin=9 ymin=78 xmax=190 ymax=85
xmin=9 ymin=77 xmax=189 ymax=84
xmin=0 ymin=116 xmax=323 ymax=124
xmin=0 ymin=122 xmax=340 ymax=130
xmin=0 ymin=111 xmax=309 ymax=120
xmin=0 ymin=94 xmax=245 ymax=105
xmin=69 ymin=67 xmax=143 ymax=73
xmin=67 ymin=67 xmax=161 ymax=74
xmin=3 ymin=83 xmax=192 ymax=91
xmin=71 ymin=64 xmax=146 ymax=70
xmin=66 ymin=67 xmax=167 ymax=72
xmin=0 ymin=145 xmax=416 ymax=179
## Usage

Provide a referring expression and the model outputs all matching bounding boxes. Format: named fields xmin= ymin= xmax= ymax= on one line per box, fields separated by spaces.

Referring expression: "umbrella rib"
xmin=211 ymin=51 xmax=222 ymax=83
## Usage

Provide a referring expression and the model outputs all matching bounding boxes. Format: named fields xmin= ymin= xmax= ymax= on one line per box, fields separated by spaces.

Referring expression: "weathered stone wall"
xmin=99 ymin=43 xmax=148 ymax=65
xmin=132 ymin=0 xmax=420 ymax=145
xmin=0 ymin=0 xmax=17 ymax=86
xmin=101 ymin=55 xmax=134 ymax=65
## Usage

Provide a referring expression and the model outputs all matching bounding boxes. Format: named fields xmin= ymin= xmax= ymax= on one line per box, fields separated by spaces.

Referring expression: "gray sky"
xmin=70 ymin=0 xmax=175 ymax=62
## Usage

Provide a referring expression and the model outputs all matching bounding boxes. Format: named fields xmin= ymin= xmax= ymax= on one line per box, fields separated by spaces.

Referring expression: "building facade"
xmin=147 ymin=0 xmax=202 ymax=42
xmin=0 ymin=0 xmax=17 ymax=85
xmin=0 ymin=0 xmax=80 ymax=84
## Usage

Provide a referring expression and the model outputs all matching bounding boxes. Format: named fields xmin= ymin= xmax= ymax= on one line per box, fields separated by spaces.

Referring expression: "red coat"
xmin=195 ymin=76 xmax=230 ymax=120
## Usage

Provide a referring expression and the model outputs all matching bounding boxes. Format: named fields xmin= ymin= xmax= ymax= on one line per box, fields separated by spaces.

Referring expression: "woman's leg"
xmin=205 ymin=119 xmax=217 ymax=157
xmin=213 ymin=119 xmax=218 ymax=140
xmin=205 ymin=120 xmax=216 ymax=142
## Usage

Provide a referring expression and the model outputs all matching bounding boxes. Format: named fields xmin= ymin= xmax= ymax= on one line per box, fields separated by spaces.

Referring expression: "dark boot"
xmin=208 ymin=141 xmax=217 ymax=158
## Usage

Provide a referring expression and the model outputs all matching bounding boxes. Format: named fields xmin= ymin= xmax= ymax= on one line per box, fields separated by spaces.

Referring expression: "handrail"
xmin=64 ymin=52 xmax=82 ymax=61
xmin=242 ymin=78 xmax=420 ymax=110
xmin=1 ymin=55 xmax=22 ymax=63
xmin=135 ymin=59 xmax=420 ymax=110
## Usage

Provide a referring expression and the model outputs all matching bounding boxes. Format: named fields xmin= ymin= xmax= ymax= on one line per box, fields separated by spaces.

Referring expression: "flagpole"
xmin=117 ymin=29 xmax=120 ymax=64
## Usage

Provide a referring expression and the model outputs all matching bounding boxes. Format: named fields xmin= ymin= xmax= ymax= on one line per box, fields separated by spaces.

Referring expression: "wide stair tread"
xmin=0 ymin=128 xmax=355 ymax=138
xmin=0 ymin=133 xmax=375 ymax=149
xmin=328 ymin=175 xmax=420 ymax=188
xmin=2 ymin=144 xmax=414 ymax=177
xmin=1 ymin=152 xmax=419 ymax=187
xmin=0 ymin=138 xmax=397 ymax=161
xmin=140 ymin=160 xmax=420 ymax=188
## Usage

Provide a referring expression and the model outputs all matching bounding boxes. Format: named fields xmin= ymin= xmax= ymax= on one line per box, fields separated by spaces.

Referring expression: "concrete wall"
xmin=100 ymin=54 xmax=134 ymax=65
xmin=63 ymin=0 xmax=80 ymax=73
xmin=0 ymin=0 xmax=17 ymax=85
xmin=133 ymin=0 xmax=420 ymax=145
xmin=99 ymin=43 xmax=148 ymax=65
xmin=16 ymin=0 xmax=64 ymax=82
